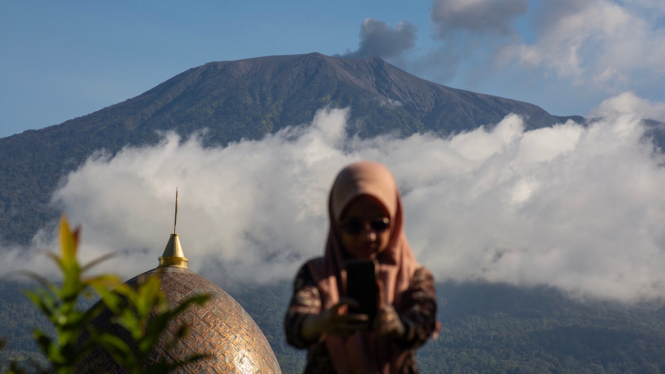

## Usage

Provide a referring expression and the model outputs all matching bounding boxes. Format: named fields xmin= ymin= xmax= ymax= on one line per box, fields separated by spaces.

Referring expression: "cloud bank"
xmin=427 ymin=0 xmax=665 ymax=92
xmin=3 ymin=103 xmax=665 ymax=302
xmin=500 ymin=0 xmax=665 ymax=87
xmin=362 ymin=0 xmax=663 ymax=110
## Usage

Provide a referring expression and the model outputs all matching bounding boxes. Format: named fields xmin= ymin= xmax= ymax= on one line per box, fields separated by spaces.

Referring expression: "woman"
xmin=284 ymin=161 xmax=438 ymax=374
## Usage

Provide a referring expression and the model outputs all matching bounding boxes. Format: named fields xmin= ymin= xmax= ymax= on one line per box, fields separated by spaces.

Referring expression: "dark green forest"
xmin=3 ymin=279 xmax=665 ymax=374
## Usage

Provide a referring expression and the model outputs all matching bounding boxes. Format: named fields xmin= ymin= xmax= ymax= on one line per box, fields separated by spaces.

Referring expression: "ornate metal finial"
xmin=159 ymin=188 xmax=188 ymax=268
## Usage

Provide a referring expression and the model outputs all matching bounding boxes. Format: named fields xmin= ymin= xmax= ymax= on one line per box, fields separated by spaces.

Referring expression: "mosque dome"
xmin=75 ymin=192 xmax=282 ymax=373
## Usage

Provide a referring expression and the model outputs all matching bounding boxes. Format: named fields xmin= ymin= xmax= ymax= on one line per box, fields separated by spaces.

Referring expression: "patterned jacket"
xmin=284 ymin=263 xmax=438 ymax=374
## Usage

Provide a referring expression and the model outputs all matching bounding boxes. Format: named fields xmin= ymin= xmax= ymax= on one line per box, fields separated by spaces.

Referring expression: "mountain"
xmin=0 ymin=52 xmax=584 ymax=244
xmin=4 ymin=53 xmax=665 ymax=373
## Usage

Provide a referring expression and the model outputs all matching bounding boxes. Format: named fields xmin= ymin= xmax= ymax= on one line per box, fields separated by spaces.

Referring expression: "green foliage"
xmin=16 ymin=217 xmax=121 ymax=374
xmin=2 ymin=217 xmax=210 ymax=374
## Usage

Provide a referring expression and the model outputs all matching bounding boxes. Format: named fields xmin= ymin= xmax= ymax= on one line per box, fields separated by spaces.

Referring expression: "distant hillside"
xmin=4 ymin=280 xmax=665 ymax=373
xmin=239 ymin=281 xmax=665 ymax=374
xmin=0 ymin=53 xmax=583 ymax=244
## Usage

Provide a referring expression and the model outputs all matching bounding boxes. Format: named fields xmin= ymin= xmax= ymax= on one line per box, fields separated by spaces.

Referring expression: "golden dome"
xmin=76 ymin=266 xmax=282 ymax=373
xmin=76 ymin=191 xmax=282 ymax=373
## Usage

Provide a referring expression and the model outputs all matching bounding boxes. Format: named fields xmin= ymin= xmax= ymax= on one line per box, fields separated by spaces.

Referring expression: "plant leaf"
xmin=59 ymin=215 xmax=79 ymax=269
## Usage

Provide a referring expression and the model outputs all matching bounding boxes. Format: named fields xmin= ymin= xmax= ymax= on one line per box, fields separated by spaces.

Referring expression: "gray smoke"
xmin=342 ymin=18 xmax=417 ymax=60
xmin=411 ymin=0 xmax=528 ymax=84
xmin=430 ymin=0 xmax=528 ymax=37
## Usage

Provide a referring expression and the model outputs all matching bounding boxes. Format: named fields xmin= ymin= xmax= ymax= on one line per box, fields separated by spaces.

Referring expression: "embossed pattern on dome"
xmin=75 ymin=267 xmax=282 ymax=374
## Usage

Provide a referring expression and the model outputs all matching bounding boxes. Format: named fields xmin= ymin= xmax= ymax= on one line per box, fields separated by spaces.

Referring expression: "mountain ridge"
xmin=0 ymin=52 xmax=581 ymax=244
xmin=2 ymin=53 xmax=581 ymax=142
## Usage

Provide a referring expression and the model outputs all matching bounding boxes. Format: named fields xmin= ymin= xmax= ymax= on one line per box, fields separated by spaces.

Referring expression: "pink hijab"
xmin=306 ymin=161 xmax=420 ymax=374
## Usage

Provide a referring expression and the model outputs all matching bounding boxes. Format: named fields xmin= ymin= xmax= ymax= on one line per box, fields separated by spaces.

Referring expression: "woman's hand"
xmin=300 ymin=298 xmax=369 ymax=341
xmin=372 ymin=280 xmax=406 ymax=340
xmin=372 ymin=304 xmax=405 ymax=339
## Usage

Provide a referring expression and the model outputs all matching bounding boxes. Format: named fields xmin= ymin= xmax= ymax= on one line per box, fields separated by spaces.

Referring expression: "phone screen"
xmin=345 ymin=260 xmax=378 ymax=322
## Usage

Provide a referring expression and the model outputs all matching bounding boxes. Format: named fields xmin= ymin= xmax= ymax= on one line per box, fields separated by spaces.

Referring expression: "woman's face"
xmin=339 ymin=195 xmax=392 ymax=260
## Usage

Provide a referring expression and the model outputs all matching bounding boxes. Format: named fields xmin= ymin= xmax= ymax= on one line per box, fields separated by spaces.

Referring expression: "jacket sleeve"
xmin=394 ymin=266 xmax=438 ymax=349
xmin=284 ymin=263 xmax=323 ymax=349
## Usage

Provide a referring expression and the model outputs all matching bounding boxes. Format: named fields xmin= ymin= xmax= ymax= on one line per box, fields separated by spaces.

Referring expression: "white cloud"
xmin=501 ymin=0 xmax=665 ymax=88
xmin=413 ymin=0 xmax=665 ymax=112
xmin=590 ymin=91 xmax=665 ymax=121
xmin=3 ymin=105 xmax=665 ymax=302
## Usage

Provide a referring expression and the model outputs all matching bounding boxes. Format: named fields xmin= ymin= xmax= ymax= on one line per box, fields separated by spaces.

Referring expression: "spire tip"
xmin=159 ymin=187 xmax=188 ymax=269
xmin=173 ymin=187 xmax=178 ymax=235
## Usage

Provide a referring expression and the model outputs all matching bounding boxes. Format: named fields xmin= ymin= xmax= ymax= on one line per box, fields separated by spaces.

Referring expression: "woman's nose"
xmin=364 ymin=226 xmax=377 ymax=241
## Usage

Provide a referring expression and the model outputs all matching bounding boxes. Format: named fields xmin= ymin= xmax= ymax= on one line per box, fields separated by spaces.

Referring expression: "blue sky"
xmin=1 ymin=0 xmax=664 ymax=138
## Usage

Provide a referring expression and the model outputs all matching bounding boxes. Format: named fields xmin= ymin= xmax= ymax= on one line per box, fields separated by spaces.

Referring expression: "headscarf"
xmin=306 ymin=161 xmax=420 ymax=374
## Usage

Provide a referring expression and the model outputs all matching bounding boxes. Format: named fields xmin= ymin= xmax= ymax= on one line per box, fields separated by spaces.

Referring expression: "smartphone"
xmin=345 ymin=259 xmax=378 ymax=323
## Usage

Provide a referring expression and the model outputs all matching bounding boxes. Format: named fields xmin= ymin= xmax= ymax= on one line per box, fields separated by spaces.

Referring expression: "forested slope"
xmin=5 ymin=280 xmax=664 ymax=373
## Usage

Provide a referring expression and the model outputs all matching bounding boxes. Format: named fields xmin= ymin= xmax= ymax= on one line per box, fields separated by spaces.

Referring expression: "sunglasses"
xmin=340 ymin=217 xmax=391 ymax=236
